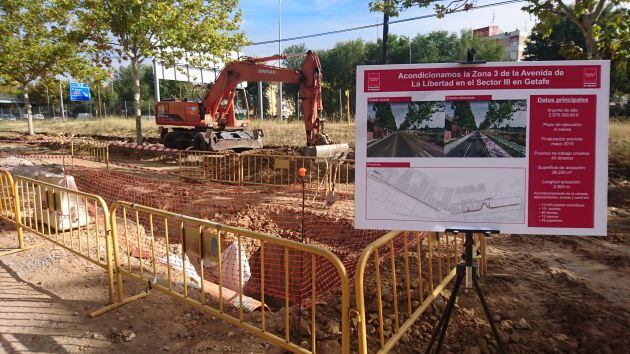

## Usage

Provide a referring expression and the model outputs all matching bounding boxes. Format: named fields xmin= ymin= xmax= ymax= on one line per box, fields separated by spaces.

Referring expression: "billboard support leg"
xmin=425 ymin=229 xmax=505 ymax=354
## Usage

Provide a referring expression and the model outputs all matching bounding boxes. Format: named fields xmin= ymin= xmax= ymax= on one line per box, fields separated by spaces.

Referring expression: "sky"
xmin=240 ymin=0 xmax=535 ymax=57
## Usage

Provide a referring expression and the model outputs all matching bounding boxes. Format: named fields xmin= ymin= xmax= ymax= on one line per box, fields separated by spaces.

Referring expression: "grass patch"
xmin=0 ymin=117 xmax=159 ymax=139
xmin=249 ymin=119 xmax=355 ymax=147
xmin=0 ymin=116 xmax=356 ymax=147
xmin=609 ymin=118 xmax=630 ymax=178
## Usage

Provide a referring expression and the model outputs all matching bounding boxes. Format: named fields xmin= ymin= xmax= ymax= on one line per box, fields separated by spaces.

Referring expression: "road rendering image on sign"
xmin=355 ymin=61 xmax=610 ymax=235
xmin=367 ymin=99 xmax=444 ymax=157
xmin=366 ymin=98 xmax=527 ymax=158
xmin=444 ymin=99 xmax=526 ymax=157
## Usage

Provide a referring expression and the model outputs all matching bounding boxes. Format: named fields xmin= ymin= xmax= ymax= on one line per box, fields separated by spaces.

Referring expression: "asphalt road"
xmin=367 ymin=131 xmax=442 ymax=157
xmin=445 ymin=132 xmax=489 ymax=157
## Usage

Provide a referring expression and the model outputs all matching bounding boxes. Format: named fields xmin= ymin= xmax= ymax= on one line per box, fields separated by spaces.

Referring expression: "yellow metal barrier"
xmin=240 ymin=153 xmax=330 ymax=190
xmin=329 ymin=158 xmax=355 ymax=196
xmin=10 ymin=174 xmax=116 ymax=307
xmin=354 ymin=231 xmax=485 ymax=354
xmin=178 ymin=150 xmax=240 ymax=183
xmin=71 ymin=138 xmax=109 ymax=167
xmin=107 ymin=201 xmax=350 ymax=354
xmin=0 ymin=170 xmax=25 ymax=255
xmin=179 ymin=152 xmax=356 ymax=200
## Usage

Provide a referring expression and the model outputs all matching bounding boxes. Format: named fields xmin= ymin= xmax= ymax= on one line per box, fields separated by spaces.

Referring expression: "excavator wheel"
xmin=192 ymin=132 xmax=209 ymax=151
xmin=163 ymin=132 xmax=178 ymax=149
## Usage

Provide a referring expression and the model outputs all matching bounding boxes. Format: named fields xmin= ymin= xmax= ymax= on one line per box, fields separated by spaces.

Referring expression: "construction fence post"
xmin=10 ymin=174 xmax=24 ymax=249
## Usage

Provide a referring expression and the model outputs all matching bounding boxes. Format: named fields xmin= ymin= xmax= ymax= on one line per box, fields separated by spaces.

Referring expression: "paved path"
xmin=367 ymin=132 xmax=443 ymax=157
xmin=445 ymin=132 xmax=489 ymax=157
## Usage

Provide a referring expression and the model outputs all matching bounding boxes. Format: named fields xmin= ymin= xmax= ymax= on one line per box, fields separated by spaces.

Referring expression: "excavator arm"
xmin=202 ymin=51 xmax=329 ymax=146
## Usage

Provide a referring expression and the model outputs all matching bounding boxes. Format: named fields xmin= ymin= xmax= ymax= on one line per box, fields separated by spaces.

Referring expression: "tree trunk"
xmin=97 ymin=86 xmax=102 ymax=118
xmin=577 ymin=17 xmax=601 ymax=59
xmin=23 ymin=87 xmax=34 ymax=135
xmin=131 ymin=57 xmax=143 ymax=144
xmin=583 ymin=26 xmax=601 ymax=60
xmin=382 ymin=10 xmax=389 ymax=64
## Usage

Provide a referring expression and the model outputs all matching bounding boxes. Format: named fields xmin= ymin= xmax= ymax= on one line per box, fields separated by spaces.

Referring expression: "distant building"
xmin=444 ymin=114 xmax=460 ymax=141
xmin=473 ymin=26 xmax=528 ymax=61
xmin=367 ymin=118 xmax=386 ymax=140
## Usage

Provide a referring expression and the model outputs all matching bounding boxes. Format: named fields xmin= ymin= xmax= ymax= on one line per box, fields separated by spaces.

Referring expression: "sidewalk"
xmin=444 ymin=132 xmax=474 ymax=155
xmin=479 ymin=133 xmax=511 ymax=157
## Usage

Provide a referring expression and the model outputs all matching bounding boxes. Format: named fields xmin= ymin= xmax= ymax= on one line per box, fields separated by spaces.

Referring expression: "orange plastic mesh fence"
xmin=66 ymin=165 xmax=389 ymax=304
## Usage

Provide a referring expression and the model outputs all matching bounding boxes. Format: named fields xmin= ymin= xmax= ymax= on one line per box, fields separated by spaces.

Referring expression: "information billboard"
xmin=355 ymin=61 xmax=609 ymax=235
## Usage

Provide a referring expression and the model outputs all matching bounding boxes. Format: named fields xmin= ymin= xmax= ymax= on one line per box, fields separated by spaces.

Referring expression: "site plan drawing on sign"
xmin=366 ymin=168 xmax=524 ymax=223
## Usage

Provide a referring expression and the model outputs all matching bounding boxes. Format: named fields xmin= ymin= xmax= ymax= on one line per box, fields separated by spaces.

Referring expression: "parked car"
xmin=33 ymin=113 xmax=45 ymax=120
xmin=76 ymin=113 xmax=93 ymax=119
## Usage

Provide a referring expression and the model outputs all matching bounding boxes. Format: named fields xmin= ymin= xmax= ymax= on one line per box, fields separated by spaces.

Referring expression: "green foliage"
xmin=283 ymin=43 xmax=308 ymax=70
xmin=372 ymin=103 xmax=398 ymax=131
xmin=525 ymin=5 xmax=629 ymax=94
xmin=400 ymin=102 xmax=444 ymax=130
xmin=451 ymin=101 xmax=477 ymax=131
xmin=78 ymin=0 xmax=247 ymax=142
xmin=0 ymin=0 xmax=92 ymax=133
xmin=480 ymin=100 xmax=526 ymax=129
xmin=285 ymin=31 xmax=504 ymax=118
xmin=369 ymin=0 xmax=474 ymax=17
xmin=370 ymin=0 xmax=626 ymax=63
xmin=523 ymin=0 xmax=624 ymax=59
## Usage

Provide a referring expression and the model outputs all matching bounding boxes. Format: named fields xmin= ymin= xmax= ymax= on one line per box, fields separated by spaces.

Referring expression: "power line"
xmin=246 ymin=0 xmax=526 ymax=47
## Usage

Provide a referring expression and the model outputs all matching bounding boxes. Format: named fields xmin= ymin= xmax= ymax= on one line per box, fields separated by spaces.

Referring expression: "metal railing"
xmin=108 ymin=201 xmax=350 ymax=354
xmin=71 ymin=138 xmax=109 ymax=167
xmin=178 ymin=152 xmax=355 ymax=200
xmin=178 ymin=150 xmax=240 ymax=183
xmin=354 ymin=231 xmax=486 ymax=353
xmin=6 ymin=174 xmax=116 ymax=305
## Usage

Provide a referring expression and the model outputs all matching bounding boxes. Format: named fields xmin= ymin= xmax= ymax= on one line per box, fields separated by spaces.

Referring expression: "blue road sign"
xmin=69 ymin=82 xmax=90 ymax=102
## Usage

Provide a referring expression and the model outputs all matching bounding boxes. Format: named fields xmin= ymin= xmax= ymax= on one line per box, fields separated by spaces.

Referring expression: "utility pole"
xmin=381 ymin=0 xmax=390 ymax=64
xmin=59 ymin=81 xmax=66 ymax=119
xmin=152 ymin=59 xmax=161 ymax=102
xmin=277 ymin=0 xmax=283 ymax=121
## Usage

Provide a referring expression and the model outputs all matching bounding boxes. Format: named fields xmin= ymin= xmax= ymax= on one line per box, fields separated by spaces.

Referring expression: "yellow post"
xmin=10 ymin=174 xmax=24 ymax=249
xmin=345 ymin=89 xmax=351 ymax=127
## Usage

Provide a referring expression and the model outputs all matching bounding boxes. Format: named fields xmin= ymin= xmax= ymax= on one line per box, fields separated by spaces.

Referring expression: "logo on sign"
xmin=367 ymin=73 xmax=381 ymax=91
xmin=583 ymin=68 xmax=598 ymax=87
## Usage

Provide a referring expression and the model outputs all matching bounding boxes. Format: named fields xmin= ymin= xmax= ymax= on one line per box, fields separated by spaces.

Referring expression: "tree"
xmin=481 ymin=100 xmax=527 ymax=129
xmin=0 ymin=0 xmax=84 ymax=134
xmin=459 ymin=30 xmax=507 ymax=61
xmin=79 ymin=0 xmax=247 ymax=143
xmin=282 ymin=43 xmax=308 ymax=119
xmin=525 ymin=6 xmax=629 ymax=94
xmin=451 ymin=101 xmax=477 ymax=131
xmin=401 ymin=102 xmax=444 ymax=130
xmin=523 ymin=0 xmax=626 ymax=59
xmin=372 ymin=103 xmax=398 ymax=131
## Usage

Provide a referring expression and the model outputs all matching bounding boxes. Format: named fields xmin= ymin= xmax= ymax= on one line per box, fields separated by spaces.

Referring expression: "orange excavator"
xmin=155 ymin=51 xmax=348 ymax=157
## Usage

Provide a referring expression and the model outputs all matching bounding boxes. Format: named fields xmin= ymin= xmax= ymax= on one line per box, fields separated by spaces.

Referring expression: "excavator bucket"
xmin=209 ymin=130 xmax=264 ymax=151
xmin=302 ymin=143 xmax=350 ymax=159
